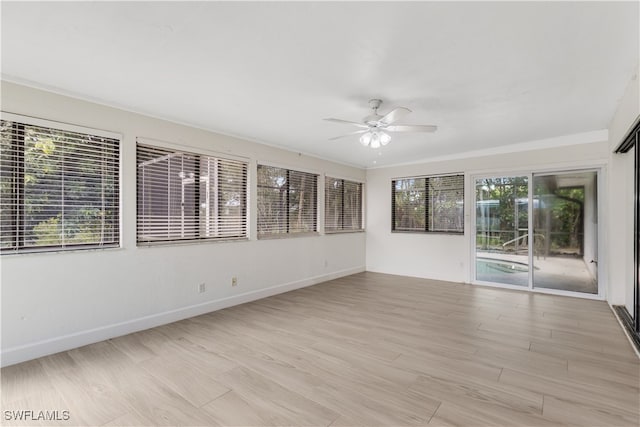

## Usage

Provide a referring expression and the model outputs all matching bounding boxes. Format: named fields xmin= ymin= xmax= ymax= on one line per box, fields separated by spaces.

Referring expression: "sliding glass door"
xmin=613 ymin=120 xmax=640 ymax=346
xmin=532 ymin=171 xmax=598 ymax=294
xmin=473 ymin=170 xmax=600 ymax=297
xmin=475 ymin=176 xmax=530 ymax=287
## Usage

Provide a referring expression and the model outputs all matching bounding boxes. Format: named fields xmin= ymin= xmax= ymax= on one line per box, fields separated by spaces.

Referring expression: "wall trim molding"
xmin=0 ymin=266 xmax=365 ymax=367
xmin=367 ymin=129 xmax=608 ymax=170
xmin=0 ymin=78 xmax=364 ymax=170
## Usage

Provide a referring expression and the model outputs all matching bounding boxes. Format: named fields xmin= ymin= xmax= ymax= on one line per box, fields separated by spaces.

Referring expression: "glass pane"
xmin=137 ymin=144 xmax=247 ymax=243
xmin=475 ymin=176 xmax=530 ymax=286
xmin=324 ymin=177 xmax=342 ymax=231
xmin=216 ymin=159 xmax=247 ymax=238
xmin=428 ymin=175 xmax=464 ymax=232
xmin=343 ymin=181 xmax=362 ymax=230
xmin=1 ymin=119 xmax=118 ymax=252
xmin=256 ymin=165 xmax=287 ymax=235
xmin=532 ymin=172 xmax=598 ymax=294
xmin=393 ymin=178 xmax=426 ymax=231
xmin=288 ymin=171 xmax=316 ymax=233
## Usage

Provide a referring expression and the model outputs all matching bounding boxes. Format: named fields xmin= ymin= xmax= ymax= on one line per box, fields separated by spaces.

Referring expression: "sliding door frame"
xmin=635 ymin=136 xmax=639 ymax=331
xmin=470 ymin=165 xmax=606 ymax=300
xmin=613 ymin=117 xmax=640 ymax=343
xmin=470 ymin=171 xmax=533 ymax=292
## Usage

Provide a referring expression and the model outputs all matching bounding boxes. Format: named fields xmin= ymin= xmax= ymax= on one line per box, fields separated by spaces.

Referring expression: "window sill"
xmin=258 ymin=232 xmax=320 ymax=240
xmin=1 ymin=244 xmax=123 ymax=257
xmin=137 ymin=237 xmax=249 ymax=248
xmin=325 ymin=229 xmax=365 ymax=235
xmin=391 ymin=230 xmax=464 ymax=235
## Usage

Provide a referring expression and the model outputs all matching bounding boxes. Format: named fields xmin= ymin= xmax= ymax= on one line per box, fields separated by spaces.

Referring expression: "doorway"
xmin=473 ymin=169 xmax=601 ymax=297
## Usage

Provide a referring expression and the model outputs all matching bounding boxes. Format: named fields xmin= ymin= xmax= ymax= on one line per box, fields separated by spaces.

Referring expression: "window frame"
xmin=0 ymin=112 xmax=122 ymax=255
xmin=324 ymin=176 xmax=364 ymax=234
xmin=136 ymin=138 xmax=249 ymax=246
xmin=391 ymin=173 xmax=464 ymax=235
xmin=256 ymin=163 xmax=319 ymax=239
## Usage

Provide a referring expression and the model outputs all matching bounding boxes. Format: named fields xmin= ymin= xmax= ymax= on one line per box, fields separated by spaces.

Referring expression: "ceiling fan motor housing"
xmin=368 ymin=99 xmax=382 ymax=110
xmin=364 ymin=115 xmax=383 ymax=126
xmin=364 ymin=99 xmax=384 ymax=126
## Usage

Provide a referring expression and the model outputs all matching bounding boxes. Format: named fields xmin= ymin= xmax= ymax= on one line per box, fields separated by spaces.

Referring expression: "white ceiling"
xmin=1 ymin=1 xmax=638 ymax=168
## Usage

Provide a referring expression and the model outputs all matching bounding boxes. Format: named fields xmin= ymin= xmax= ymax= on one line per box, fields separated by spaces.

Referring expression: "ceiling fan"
xmin=324 ymin=99 xmax=437 ymax=148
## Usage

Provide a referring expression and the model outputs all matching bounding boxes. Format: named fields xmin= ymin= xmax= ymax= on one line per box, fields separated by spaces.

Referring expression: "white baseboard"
xmin=1 ymin=266 xmax=364 ymax=367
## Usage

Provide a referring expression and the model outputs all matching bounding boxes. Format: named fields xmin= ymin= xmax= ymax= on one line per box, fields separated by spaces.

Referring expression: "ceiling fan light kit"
xmin=360 ymin=130 xmax=391 ymax=148
xmin=325 ymin=99 xmax=437 ymax=149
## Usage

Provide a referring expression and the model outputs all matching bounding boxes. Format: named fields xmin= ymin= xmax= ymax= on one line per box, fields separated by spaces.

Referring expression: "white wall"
xmin=0 ymin=82 xmax=366 ymax=366
xmin=366 ymin=138 xmax=610 ymax=286
xmin=607 ymin=66 xmax=639 ymax=312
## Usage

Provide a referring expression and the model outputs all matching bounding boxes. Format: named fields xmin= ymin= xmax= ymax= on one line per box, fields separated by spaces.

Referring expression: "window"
xmin=137 ymin=142 xmax=247 ymax=244
xmin=392 ymin=174 xmax=464 ymax=233
xmin=0 ymin=114 xmax=120 ymax=253
xmin=325 ymin=176 xmax=363 ymax=233
xmin=257 ymin=165 xmax=317 ymax=237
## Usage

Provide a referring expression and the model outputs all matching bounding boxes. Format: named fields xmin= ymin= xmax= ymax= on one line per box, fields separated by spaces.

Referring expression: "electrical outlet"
xmin=198 ymin=283 xmax=206 ymax=293
xmin=231 ymin=276 xmax=238 ymax=287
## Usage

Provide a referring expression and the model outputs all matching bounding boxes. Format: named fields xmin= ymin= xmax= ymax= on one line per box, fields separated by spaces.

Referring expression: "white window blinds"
xmin=257 ymin=165 xmax=318 ymax=237
xmin=0 ymin=117 xmax=120 ymax=253
xmin=325 ymin=177 xmax=363 ymax=232
xmin=392 ymin=174 xmax=464 ymax=233
xmin=137 ymin=143 xmax=248 ymax=244
xmin=428 ymin=174 xmax=465 ymax=232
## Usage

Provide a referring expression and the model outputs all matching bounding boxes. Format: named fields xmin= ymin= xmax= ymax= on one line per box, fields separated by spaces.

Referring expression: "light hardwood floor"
xmin=2 ymin=272 xmax=639 ymax=426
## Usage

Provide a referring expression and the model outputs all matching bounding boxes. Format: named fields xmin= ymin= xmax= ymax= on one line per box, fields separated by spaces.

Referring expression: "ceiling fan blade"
xmin=324 ymin=118 xmax=369 ymax=128
xmin=386 ymin=124 xmax=438 ymax=133
xmin=328 ymin=129 xmax=368 ymax=141
xmin=379 ymin=107 xmax=411 ymax=125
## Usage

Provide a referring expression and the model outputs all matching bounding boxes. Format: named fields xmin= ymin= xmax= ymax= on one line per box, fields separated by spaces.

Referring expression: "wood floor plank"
xmin=428 ymin=400 xmax=560 ymax=427
xmin=107 ymin=334 xmax=156 ymax=364
xmin=393 ymin=352 xmax=503 ymax=383
xmin=408 ymin=373 xmax=544 ymax=417
xmin=542 ymin=394 xmax=640 ymax=426
xmin=138 ymin=355 xmax=230 ymax=407
xmin=499 ymin=367 xmax=639 ymax=415
xmin=1 ymin=360 xmax=55 ymax=407
xmin=2 ymin=271 xmax=638 ymax=426
xmin=112 ymin=373 xmax=221 ymax=427
xmin=35 ymin=353 xmax=78 ymax=376
xmin=44 ymin=368 xmax=130 ymax=426
xmin=550 ymin=328 xmax=635 ymax=352
xmin=213 ymin=366 xmax=339 ymax=427
xmin=530 ymin=338 xmax=640 ymax=367
xmin=473 ymin=345 xmax=569 ymax=378
xmin=201 ymin=391 xmax=276 ymax=426
xmin=101 ymin=411 xmax=156 ymax=426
